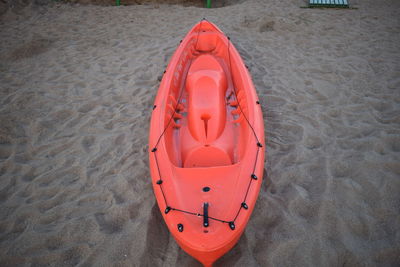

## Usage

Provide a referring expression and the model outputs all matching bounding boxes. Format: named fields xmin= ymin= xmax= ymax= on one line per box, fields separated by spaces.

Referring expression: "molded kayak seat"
xmin=186 ymin=55 xmax=227 ymax=143
xmin=184 ymin=55 xmax=230 ymax=168
xmin=184 ymin=146 xmax=232 ymax=168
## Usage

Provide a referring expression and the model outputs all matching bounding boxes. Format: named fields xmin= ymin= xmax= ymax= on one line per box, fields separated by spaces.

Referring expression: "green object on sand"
xmin=116 ymin=0 xmax=120 ymax=6
xmin=206 ymin=0 xmax=211 ymax=8
xmin=309 ymin=0 xmax=349 ymax=8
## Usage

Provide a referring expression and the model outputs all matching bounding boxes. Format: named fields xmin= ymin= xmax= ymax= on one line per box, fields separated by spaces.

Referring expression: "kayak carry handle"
xmin=203 ymin=203 xmax=209 ymax=227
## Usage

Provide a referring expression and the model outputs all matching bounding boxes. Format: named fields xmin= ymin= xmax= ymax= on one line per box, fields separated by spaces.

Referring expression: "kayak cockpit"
xmin=161 ymin=24 xmax=252 ymax=169
xmin=186 ymin=55 xmax=227 ymax=144
xmin=184 ymin=54 xmax=230 ymax=167
xmin=164 ymin=53 xmax=245 ymax=168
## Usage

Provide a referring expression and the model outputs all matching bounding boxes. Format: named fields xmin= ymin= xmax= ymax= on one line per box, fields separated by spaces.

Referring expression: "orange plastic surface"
xmin=149 ymin=20 xmax=265 ymax=267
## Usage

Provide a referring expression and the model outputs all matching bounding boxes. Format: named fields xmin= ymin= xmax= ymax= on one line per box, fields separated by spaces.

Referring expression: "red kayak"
xmin=149 ymin=19 xmax=265 ymax=266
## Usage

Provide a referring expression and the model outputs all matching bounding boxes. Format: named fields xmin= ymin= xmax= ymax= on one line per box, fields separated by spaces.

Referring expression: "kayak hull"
xmin=149 ymin=20 xmax=265 ymax=266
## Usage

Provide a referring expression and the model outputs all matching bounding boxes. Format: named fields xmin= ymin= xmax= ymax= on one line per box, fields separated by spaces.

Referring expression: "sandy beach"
xmin=0 ymin=0 xmax=399 ymax=266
